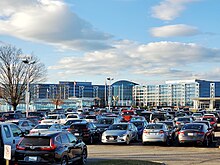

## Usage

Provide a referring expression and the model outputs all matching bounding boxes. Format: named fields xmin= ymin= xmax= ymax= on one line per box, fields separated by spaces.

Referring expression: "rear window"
xmin=146 ymin=124 xmax=163 ymax=129
xmin=182 ymin=124 xmax=203 ymax=130
xmin=70 ymin=124 xmax=87 ymax=129
xmin=203 ymin=118 xmax=214 ymax=122
xmin=20 ymin=137 xmax=50 ymax=146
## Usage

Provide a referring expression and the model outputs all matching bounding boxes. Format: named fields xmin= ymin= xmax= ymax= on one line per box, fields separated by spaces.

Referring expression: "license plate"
xmin=109 ymin=137 xmax=114 ymax=140
xmin=188 ymin=133 xmax=194 ymax=136
xmin=74 ymin=133 xmax=79 ymax=136
xmin=28 ymin=156 xmax=37 ymax=161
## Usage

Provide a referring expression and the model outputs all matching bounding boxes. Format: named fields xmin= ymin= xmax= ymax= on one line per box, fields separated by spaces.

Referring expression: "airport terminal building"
xmin=133 ymin=79 xmax=220 ymax=109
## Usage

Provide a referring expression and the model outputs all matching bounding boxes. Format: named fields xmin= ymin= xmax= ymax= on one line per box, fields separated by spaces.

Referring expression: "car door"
xmin=67 ymin=133 xmax=81 ymax=160
xmin=9 ymin=124 xmax=23 ymax=156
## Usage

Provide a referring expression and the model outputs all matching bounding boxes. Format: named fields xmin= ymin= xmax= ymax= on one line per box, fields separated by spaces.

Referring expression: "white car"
xmin=66 ymin=114 xmax=80 ymax=120
xmin=29 ymin=123 xmax=63 ymax=134
xmin=41 ymin=114 xmax=66 ymax=124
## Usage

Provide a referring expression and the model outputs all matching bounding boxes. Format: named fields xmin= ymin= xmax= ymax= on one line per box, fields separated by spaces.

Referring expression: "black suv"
xmin=14 ymin=131 xmax=87 ymax=165
xmin=68 ymin=122 xmax=101 ymax=144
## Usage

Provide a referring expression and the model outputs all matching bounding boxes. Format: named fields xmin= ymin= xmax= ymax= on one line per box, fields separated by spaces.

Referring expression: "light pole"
xmin=107 ymin=77 xmax=114 ymax=111
xmin=22 ymin=58 xmax=35 ymax=117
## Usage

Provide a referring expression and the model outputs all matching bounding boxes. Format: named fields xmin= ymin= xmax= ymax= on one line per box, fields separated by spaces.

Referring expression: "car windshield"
xmin=35 ymin=125 xmax=52 ymax=129
xmin=46 ymin=116 xmax=57 ymax=119
xmin=182 ymin=124 xmax=203 ymax=130
xmin=109 ymin=124 xmax=128 ymax=130
xmin=20 ymin=137 xmax=50 ymax=146
xmin=146 ymin=124 xmax=163 ymax=129
xmin=98 ymin=119 xmax=113 ymax=124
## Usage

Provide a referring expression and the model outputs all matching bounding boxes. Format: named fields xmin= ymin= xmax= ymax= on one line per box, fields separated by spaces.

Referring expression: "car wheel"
xmin=79 ymin=149 xmax=87 ymax=165
xmin=125 ymin=136 xmax=130 ymax=145
xmin=61 ymin=156 xmax=68 ymax=165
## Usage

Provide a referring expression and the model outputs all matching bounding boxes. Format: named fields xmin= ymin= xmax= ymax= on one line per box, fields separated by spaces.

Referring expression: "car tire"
xmin=61 ymin=156 xmax=68 ymax=165
xmin=79 ymin=149 xmax=87 ymax=165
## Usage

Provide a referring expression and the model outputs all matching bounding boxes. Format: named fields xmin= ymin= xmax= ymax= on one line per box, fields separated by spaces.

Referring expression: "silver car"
xmin=142 ymin=123 xmax=169 ymax=145
xmin=101 ymin=123 xmax=138 ymax=144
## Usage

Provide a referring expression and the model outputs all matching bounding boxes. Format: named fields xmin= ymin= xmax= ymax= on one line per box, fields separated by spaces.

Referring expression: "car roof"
xmin=25 ymin=131 xmax=64 ymax=137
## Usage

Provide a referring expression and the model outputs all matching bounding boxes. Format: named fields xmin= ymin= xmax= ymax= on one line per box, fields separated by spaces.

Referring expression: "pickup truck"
xmin=0 ymin=122 xmax=25 ymax=162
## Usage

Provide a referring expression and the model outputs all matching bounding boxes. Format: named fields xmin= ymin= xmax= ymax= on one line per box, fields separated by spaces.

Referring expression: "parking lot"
xmin=87 ymin=143 xmax=220 ymax=165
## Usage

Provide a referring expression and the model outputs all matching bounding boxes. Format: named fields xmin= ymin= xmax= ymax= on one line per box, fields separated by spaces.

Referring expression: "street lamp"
xmin=107 ymin=77 xmax=114 ymax=111
xmin=22 ymin=57 xmax=36 ymax=117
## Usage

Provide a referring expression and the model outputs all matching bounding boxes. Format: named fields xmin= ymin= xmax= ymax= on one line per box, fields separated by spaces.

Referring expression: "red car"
xmin=202 ymin=116 xmax=217 ymax=130
xmin=121 ymin=110 xmax=135 ymax=122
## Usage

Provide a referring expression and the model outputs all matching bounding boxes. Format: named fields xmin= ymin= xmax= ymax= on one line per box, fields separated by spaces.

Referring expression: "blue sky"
xmin=0 ymin=0 xmax=220 ymax=85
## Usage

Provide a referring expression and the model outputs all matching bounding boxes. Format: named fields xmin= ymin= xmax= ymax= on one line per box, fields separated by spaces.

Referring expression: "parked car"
xmin=192 ymin=113 xmax=203 ymax=121
xmin=201 ymin=116 xmax=217 ymax=130
xmin=41 ymin=114 xmax=66 ymax=124
xmin=14 ymin=131 xmax=87 ymax=164
xmin=29 ymin=123 xmax=63 ymax=134
xmin=178 ymin=123 xmax=212 ymax=146
xmin=94 ymin=117 xmax=119 ymax=134
xmin=0 ymin=122 xmax=26 ymax=163
xmin=68 ymin=122 xmax=101 ymax=144
xmin=62 ymin=119 xmax=87 ymax=130
xmin=101 ymin=123 xmax=138 ymax=144
xmin=142 ymin=123 xmax=170 ymax=145
xmin=5 ymin=119 xmax=35 ymax=133
xmin=175 ymin=117 xmax=193 ymax=129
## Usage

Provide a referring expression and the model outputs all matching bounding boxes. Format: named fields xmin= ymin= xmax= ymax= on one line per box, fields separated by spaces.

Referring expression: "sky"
xmin=0 ymin=0 xmax=220 ymax=85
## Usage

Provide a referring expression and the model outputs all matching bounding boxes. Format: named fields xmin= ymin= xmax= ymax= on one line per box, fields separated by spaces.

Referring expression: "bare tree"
xmin=0 ymin=45 xmax=47 ymax=111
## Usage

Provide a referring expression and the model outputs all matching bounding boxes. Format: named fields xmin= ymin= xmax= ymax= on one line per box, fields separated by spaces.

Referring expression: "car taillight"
xmin=178 ymin=131 xmax=184 ymax=135
xmin=159 ymin=130 xmax=164 ymax=134
xmin=16 ymin=144 xmax=25 ymax=150
xmin=41 ymin=139 xmax=57 ymax=151
xmin=67 ymin=128 xmax=71 ymax=132
xmin=176 ymin=122 xmax=180 ymax=124
xmin=143 ymin=130 xmax=148 ymax=134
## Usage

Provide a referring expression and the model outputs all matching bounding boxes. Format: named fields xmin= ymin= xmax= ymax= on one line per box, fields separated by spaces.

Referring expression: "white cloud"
xmin=0 ymin=0 xmax=113 ymax=51
xmin=152 ymin=0 xmax=199 ymax=21
xmin=48 ymin=41 xmax=220 ymax=80
xmin=150 ymin=24 xmax=200 ymax=37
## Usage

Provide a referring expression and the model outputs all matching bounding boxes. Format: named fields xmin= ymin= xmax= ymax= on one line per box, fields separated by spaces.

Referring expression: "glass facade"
xmin=133 ymin=79 xmax=220 ymax=108
xmin=112 ymin=80 xmax=138 ymax=106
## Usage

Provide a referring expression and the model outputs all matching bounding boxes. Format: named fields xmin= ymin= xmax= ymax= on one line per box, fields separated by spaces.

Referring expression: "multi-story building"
xmin=133 ymin=79 xmax=220 ymax=109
